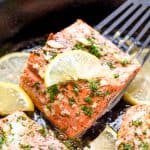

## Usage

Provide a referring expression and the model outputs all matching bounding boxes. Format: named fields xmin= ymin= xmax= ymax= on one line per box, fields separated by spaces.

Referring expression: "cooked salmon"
xmin=0 ymin=111 xmax=68 ymax=150
xmin=116 ymin=105 xmax=150 ymax=150
xmin=20 ymin=20 xmax=141 ymax=138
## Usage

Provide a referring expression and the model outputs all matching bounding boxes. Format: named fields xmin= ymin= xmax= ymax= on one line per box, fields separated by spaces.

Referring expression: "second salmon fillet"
xmin=20 ymin=20 xmax=140 ymax=138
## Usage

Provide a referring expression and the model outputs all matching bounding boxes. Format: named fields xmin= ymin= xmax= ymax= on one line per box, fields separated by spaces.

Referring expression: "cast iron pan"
xmin=0 ymin=0 xmax=131 ymax=149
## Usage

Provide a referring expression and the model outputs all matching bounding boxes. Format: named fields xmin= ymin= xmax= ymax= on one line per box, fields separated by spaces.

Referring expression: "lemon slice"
xmin=84 ymin=125 xmax=117 ymax=150
xmin=45 ymin=50 xmax=108 ymax=87
xmin=123 ymin=49 xmax=150 ymax=105
xmin=0 ymin=52 xmax=29 ymax=84
xmin=0 ymin=82 xmax=34 ymax=115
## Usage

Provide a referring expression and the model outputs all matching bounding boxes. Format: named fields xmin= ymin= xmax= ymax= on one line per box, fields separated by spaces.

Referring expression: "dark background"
xmin=0 ymin=0 xmax=125 ymax=54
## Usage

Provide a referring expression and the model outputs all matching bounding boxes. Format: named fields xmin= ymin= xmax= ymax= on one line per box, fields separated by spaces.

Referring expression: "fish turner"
xmin=95 ymin=0 xmax=150 ymax=112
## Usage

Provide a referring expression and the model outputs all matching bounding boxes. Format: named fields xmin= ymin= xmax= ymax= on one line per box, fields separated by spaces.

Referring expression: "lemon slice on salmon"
xmin=0 ymin=52 xmax=29 ymax=84
xmin=123 ymin=49 xmax=150 ymax=105
xmin=84 ymin=125 xmax=117 ymax=150
xmin=45 ymin=50 xmax=109 ymax=87
xmin=0 ymin=82 xmax=34 ymax=115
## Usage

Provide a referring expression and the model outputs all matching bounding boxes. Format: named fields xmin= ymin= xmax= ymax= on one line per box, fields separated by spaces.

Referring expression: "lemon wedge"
xmin=0 ymin=82 xmax=34 ymax=115
xmin=84 ymin=125 xmax=117 ymax=150
xmin=0 ymin=52 xmax=29 ymax=84
xmin=45 ymin=50 xmax=108 ymax=87
xmin=123 ymin=49 xmax=150 ymax=105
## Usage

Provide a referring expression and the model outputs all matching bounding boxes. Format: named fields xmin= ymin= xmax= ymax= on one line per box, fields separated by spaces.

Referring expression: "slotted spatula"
xmin=95 ymin=0 xmax=150 ymax=65
xmin=95 ymin=0 xmax=150 ymax=112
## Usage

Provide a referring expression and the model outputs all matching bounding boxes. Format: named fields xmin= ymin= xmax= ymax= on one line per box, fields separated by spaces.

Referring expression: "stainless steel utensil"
xmin=95 ymin=0 xmax=150 ymax=113
xmin=95 ymin=0 xmax=150 ymax=65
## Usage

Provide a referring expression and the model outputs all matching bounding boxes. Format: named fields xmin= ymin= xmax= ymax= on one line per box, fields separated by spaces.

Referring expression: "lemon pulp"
xmin=45 ymin=50 xmax=110 ymax=87
xmin=0 ymin=82 xmax=34 ymax=115
xmin=0 ymin=52 xmax=29 ymax=84
xmin=84 ymin=125 xmax=117 ymax=150
xmin=123 ymin=49 xmax=150 ymax=105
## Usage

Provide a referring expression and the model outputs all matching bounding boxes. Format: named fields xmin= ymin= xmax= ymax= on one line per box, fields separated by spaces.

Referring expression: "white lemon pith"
xmin=84 ymin=125 xmax=117 ymax=150
xmin=124 ymin=49 xmax=150 ymax=105
xmin=44 ymin=50 xmax=108 ymax=87
xmin=0 ymin=82 xmax=34 ymax=115
xmin=0 ymin=52 xmax=29 ymax=84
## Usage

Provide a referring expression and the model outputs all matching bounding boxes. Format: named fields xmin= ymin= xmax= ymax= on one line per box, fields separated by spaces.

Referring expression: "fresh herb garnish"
xmin=64 ymin=140 xmax=73 ymax=149
xmin=106 ymin=61 xmax=115 ymax=69
xmin=121 ymin=59 xmax=129 ymax=66
xmin=46 ymin=103 xmax=51 ymax=110
xmin=47 ymin=84 xmax=59 ymax=103
xmin=123 ymin=143 xmax=133 ymax=150
xmin=0 ymin=135 xmax=6 ymax=148
xmin=113 ymin=74 xmax=119 ymax=78
xmin=72 ymin=83 xmax=79 ymax=96
xmin=19 ymin=144 xmax=33 ymax=150
xmin=84 ymin=96 xmax=93 ymax=104
xmin=95 ymin=91 xmax=110 ymax=97
xmin=73 ymin=43 xmax=85 ymax=49
xmin=38 ymin=127 xmax=47 ymax=137
xmin=32 ymin=81 xmax=40 ymax=90
xmin=50 ymin=53 xmax=57 ymax=60
xmin=68 ymin=97 xmax=76 ymax=106
xmin=43 ymin=50 xmax=48 ymax=55
xmin=17 ymin=116 xmax=26 ymax=121
xmin=132 ymin=119 xmax=143 ymax=126
xmin=140 ymin=142 xmax=149 ymax=150
xmin=73 ymin=38 xmax=102 ymax=58
xmin=119 ymin=143 xmax=133 ymax=150
xmin=89 ymin=80 xmax=98 ymax=92
xmin=81 ymin=105 xmax=93 ymax=117
xmin=88 ymin=38 xmax=101 ymax=58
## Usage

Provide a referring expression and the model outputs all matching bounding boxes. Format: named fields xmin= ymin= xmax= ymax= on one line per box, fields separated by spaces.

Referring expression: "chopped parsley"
xmin=64 ymin=140 xmax=73 ymax=149
xmin=46 ymin=103 xmax=51 ymax=110
xmin=73 ymin=38 xmax=102 ymax=58
xmin=121 ymin=59 xmax=130 ymax=66
xmin=88 ymin=38 xmax=101 ymax=58
xmin=68 ymin=97 xmax=76 ymax=106
xmin=73 ymin=43 xmax=85 ymax=49
xmin=95 ymin=91 xmax=110 ymax=97
xmin=119 ymin=143 xmax=133 ymax=150
xmin=81 ymin=105 xmax=93 ymax=117
xmin=132 ymin=119 xmax=143 ymax=127
xmin=106 ymin=61 xmax=115 ymax=69
xmin=89 ymin=80 xmax=98 ymax=92
xmin=113 ymin=74 xmax=119 ymax=78
xmin=32 ymin=81 xmax=40 ymax=90
xmin=0 ymin=135 xmax=6 ymax=148
xmin=47 ymin=84 xmax=59 ymax=103
xmin=17 ymin=116 xmax=26 ymax=121
xmin=19 ymin=144 xmax=33 ymax=150
xmin=50 ymin=53 xmax=57 ymax=60
xmin=140 ymin=142 xmax=149 ymax=150
xmin=72 ymin=83 xmax=79 ymax=96
xmin=84 ymin=96 xmax=93 ymax=104
xmin=43 ymin=50 xmax=48 ymax=55
xmin=38 ymin=127 xmax=47 ymax=137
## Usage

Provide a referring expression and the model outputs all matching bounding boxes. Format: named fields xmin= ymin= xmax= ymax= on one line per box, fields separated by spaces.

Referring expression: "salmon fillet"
xmin=116 ymin=105 xmax=150 ymax=150
xmin=0 ymin=111 xmax=68 ymax=150
xmin=20 ymin=20 xmax=141 ymax=138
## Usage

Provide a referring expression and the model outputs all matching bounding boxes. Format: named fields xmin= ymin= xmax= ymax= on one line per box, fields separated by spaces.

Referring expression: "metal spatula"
xmin=95 ymin=0 xmax=150 ymax=65
xmin=95 ymin=0 xmax=150 ymax=112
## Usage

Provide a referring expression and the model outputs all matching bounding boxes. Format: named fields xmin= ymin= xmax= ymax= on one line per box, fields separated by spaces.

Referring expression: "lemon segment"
xmin=84 ymin=125 xmax=117 ymax=150
xmin=123 ymin=49 xmax=150 ymax=105
xmin=44 ymin=50 xmax=109 ymax=87
xmin=0 ymin=52 xmax=29 ymax=84
xmin=0 ymin=82 xmax=34 ymax=115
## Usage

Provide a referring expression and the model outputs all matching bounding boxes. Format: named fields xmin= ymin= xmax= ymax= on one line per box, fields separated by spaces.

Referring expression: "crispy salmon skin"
xmin=20 ymin=20 xmax=141 ymax=138
xmin=0 ymin=111 xmax=68 ymax=150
